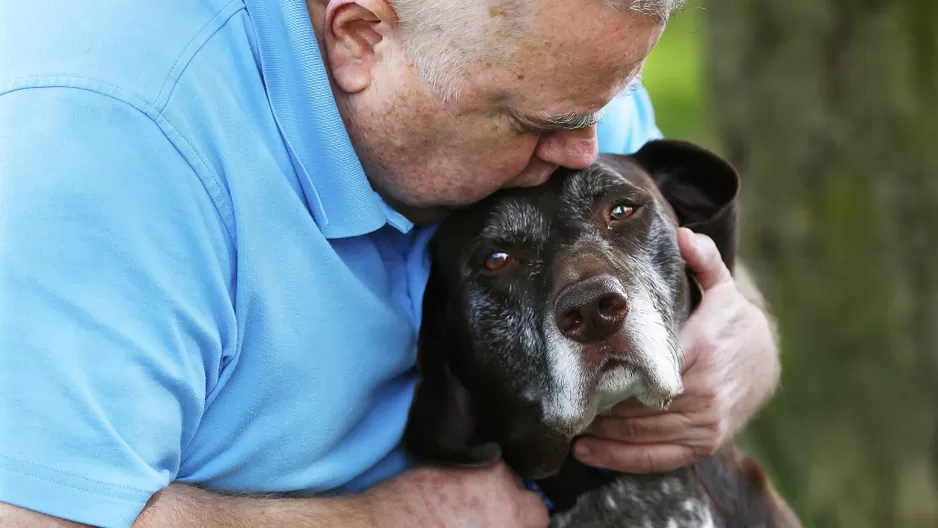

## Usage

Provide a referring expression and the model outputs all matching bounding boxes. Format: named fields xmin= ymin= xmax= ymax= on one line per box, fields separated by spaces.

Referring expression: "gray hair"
xmin=602 ymin=0 xmax=686 ymax=23
xmin=391 ymin=0 xmax=684 ymax=100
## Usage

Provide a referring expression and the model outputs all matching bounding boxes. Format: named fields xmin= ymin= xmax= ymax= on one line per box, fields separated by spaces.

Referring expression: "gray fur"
xmin=550 ymin=473 xmax=715 ymax=528
xmin=460 ymin=165 xmax=687 ymax=435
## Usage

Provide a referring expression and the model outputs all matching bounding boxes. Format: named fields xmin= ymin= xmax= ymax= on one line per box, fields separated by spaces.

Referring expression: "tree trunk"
xmin=703 ymin=0 xmax=938 ymax=526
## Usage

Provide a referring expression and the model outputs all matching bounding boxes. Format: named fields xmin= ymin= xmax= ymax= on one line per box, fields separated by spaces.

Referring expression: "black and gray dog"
xmin=403 ymin=140 xmax=800 ymax=527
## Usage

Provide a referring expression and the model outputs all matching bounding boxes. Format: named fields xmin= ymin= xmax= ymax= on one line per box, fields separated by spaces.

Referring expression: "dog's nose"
xmin=554 ymin=275 xmax=628 ymax=344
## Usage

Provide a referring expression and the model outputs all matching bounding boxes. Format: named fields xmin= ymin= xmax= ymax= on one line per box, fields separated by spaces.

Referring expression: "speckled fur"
xmin=549 ymin=472 xmax=715 ymax=528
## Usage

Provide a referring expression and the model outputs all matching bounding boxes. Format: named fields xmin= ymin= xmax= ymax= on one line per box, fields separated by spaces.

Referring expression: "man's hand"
xmin=365 ymin=461 xmax=549 ymax=528
xmin=571 ymin=227 xmax=781 ymax=474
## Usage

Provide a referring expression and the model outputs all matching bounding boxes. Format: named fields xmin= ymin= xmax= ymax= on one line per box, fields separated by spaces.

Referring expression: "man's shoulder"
xmin=596 ymin=85 xmax=664 ymax=156
xmin=0 ymin=0 xmax=247 ymax=112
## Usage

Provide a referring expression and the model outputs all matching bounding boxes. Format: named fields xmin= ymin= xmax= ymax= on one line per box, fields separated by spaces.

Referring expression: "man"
xmin=0 ymin=0 xmax=780 ymax=526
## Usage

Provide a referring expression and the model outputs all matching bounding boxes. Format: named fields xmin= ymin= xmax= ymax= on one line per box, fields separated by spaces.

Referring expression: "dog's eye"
xmin=610 ymin=203 xmax=636 ymax=221
xmin=484 ymin=251 xmax=514 ymax=271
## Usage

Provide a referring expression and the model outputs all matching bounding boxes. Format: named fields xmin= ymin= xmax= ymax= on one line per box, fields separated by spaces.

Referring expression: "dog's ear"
xmin=403 ymin=256 xmax=502 ymax=468
xmin=632 ymin=139 xmax=741 ymax=272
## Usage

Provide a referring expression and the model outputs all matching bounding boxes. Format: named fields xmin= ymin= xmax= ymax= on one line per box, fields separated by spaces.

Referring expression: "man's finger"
xmin=518 ymin=489 xmax=551 ymax=528
xmin=678 ymin=227 xmax=733 ymax=291
xmin=572 ymin=437 xmax=696 ymax=474
xmin=677 ymin=331 xmax=702 ymax=374
xmin=599 ymin=397 xmax=670 ymax=418
xmin=604 ymin=389 xmax=703 ymax=418
xmin=494 ymin=460 xmax=527 ymax=489
xmin=586 ymin=413 xmax=691 ymax=444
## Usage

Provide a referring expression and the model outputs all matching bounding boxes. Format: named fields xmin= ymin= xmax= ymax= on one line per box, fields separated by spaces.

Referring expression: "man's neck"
xmin=379 ymin=193 xmax=454 ymax=226
xmin=304 ymin=0 xmax=449 ymax=227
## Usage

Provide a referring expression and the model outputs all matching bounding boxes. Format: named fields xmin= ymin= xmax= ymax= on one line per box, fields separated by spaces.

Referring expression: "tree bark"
xmin=703 ymin=0 xmax=938 ymax=526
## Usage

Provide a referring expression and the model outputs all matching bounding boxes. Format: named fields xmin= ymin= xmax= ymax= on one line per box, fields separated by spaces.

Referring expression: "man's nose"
xmin=534 ymin=126 xmax=599 ymax=170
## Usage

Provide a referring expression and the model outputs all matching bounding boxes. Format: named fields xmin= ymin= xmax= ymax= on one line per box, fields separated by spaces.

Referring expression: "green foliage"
xmin=641 ymin=0 xmax=712 ymax=148
xmin=642 ymin=1 xmax=938 ymax=526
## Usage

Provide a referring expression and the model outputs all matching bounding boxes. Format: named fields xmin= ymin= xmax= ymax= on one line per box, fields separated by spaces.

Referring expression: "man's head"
xmin=307 ymin=0 xmax=683 ymax=221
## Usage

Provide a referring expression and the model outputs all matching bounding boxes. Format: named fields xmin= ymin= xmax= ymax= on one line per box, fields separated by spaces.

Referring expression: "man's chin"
xmin=388 ymin=201 xmax=454 ymax=225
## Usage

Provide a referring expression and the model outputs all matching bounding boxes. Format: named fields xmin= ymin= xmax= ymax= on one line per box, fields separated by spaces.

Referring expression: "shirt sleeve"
xmin=0 ymin=88 xmax=235 ymax=527
xmin=596 ymin=83 xmax=665 ymax=155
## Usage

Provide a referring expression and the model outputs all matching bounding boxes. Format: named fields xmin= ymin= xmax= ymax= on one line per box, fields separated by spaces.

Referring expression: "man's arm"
xmin=0 ymin=485 xmax=370 ymax=528
xmin=1 ymin=463 xmax=549 ymax=528
xmin=132 ymin=485 xmax=371 ymax=528
xmin=0 ymin=88 xmax=237 ymax=527
xmin=725 ymin=256 xmax=782 ymax=425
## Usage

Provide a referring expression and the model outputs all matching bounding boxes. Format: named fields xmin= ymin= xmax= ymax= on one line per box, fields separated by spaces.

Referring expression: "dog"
xmin=403 ymin=139 xmax=800 ymax=527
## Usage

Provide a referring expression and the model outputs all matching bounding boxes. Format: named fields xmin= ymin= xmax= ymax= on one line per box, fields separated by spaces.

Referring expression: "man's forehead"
xmin=506 ymin=3 xmax=663 ymax=106
xmin=503 ymin=45 xmax=657 ymax=132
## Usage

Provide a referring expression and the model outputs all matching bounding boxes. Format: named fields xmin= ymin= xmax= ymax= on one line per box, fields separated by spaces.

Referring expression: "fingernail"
xmin=691 ymin=232 xmax=707 ymax=250
xmin=679 ymin=228 xmax=699 ymax=250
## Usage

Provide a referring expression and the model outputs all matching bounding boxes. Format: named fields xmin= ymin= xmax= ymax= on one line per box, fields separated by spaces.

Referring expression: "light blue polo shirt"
xmin=0 ymin=1 xmax=662 ymax=526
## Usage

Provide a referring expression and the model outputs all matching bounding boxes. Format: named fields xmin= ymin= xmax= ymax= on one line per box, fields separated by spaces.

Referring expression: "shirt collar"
xmin=243 ymin=0 xmax=413 ymax=238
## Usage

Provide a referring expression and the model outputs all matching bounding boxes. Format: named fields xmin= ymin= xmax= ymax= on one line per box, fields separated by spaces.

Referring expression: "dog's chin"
xmin=590 ymin=329 xmax=685 ymax=411
xmin=538 ymin=356 xmax=683 ymax=440
xmin=595 ymin=361 xmax=684 ymax=413
xmin=505 ymin=365 xmax=684 ymax=480
xmin=500 ymin=426 xmax=573 ymax=480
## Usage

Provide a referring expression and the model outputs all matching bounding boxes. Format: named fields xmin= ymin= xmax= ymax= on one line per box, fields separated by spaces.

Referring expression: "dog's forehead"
xmin=561 ymin=164 xmax=622 ymax=203
xmin=559 ymin=158 xmax=656 ymax=207
xmin=583 ymin=155 xmax=680 ymax=224
xmin=479 ymin=196 xmax=550 ymax=242
xmin=468 ymin=155 xmax=670 ymax=242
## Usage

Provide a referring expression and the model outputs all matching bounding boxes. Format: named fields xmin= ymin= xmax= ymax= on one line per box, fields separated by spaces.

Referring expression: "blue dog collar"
xmin=524 ymin=480 xmax=555 ymax=512
xmin=525 ymin=467 xmax=612 ymax=513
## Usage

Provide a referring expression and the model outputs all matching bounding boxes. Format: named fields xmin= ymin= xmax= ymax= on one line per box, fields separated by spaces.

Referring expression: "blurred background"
xmin=640 ymin=1 xmax=938 ymax=526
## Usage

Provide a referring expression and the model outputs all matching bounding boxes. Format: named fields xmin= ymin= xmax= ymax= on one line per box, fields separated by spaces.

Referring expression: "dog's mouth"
xmin=601 ymin=357 xmax=625 ymax=374
xmin=496 ymin=347 xmax=682 ymax=480
xmin=540 ymin=317 xmax=684 ymax=437
xmin=584 ymin=342 xmax=636 ymax=373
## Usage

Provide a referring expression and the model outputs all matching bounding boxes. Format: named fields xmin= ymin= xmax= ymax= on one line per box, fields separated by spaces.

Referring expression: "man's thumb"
xmin=677 ymin=227 xmax=733 ymax=291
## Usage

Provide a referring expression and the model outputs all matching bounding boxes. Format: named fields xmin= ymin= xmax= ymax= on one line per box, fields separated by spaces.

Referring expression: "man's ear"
xmin=323 ymin=0 xmax=395 ymax=94
xmin=403 ymin=259 xmax=502 ymax=468
xmin=632 ymin=139 xmax=741 ymax=272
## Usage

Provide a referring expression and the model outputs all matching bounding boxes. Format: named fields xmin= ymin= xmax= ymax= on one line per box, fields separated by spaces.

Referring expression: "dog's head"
xmin=404 ymin=139 xmax=740 ymax=479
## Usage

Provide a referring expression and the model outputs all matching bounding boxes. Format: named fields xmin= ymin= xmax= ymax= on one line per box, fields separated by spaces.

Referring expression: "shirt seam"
xmin=155 ymin=0 xmax=246 ymax=112
xmin=0 ymin=454 xmax=148 ymax=494
xmin=0 ymin=460 xmax=148 ymax=503
xmin=0 ymin=81 xmax=236 ymax=244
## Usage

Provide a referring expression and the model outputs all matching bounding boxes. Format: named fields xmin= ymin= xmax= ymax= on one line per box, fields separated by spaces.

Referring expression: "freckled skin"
xmin=315 ymin=0 xmax=664 ymax=223
xmin=489 ymin=6 xmax=508 ymax=18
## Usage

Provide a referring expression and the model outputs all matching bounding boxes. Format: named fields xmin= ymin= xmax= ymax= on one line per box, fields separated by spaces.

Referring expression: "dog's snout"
xmin=554 ymin=275 xmax=628 ymax=345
